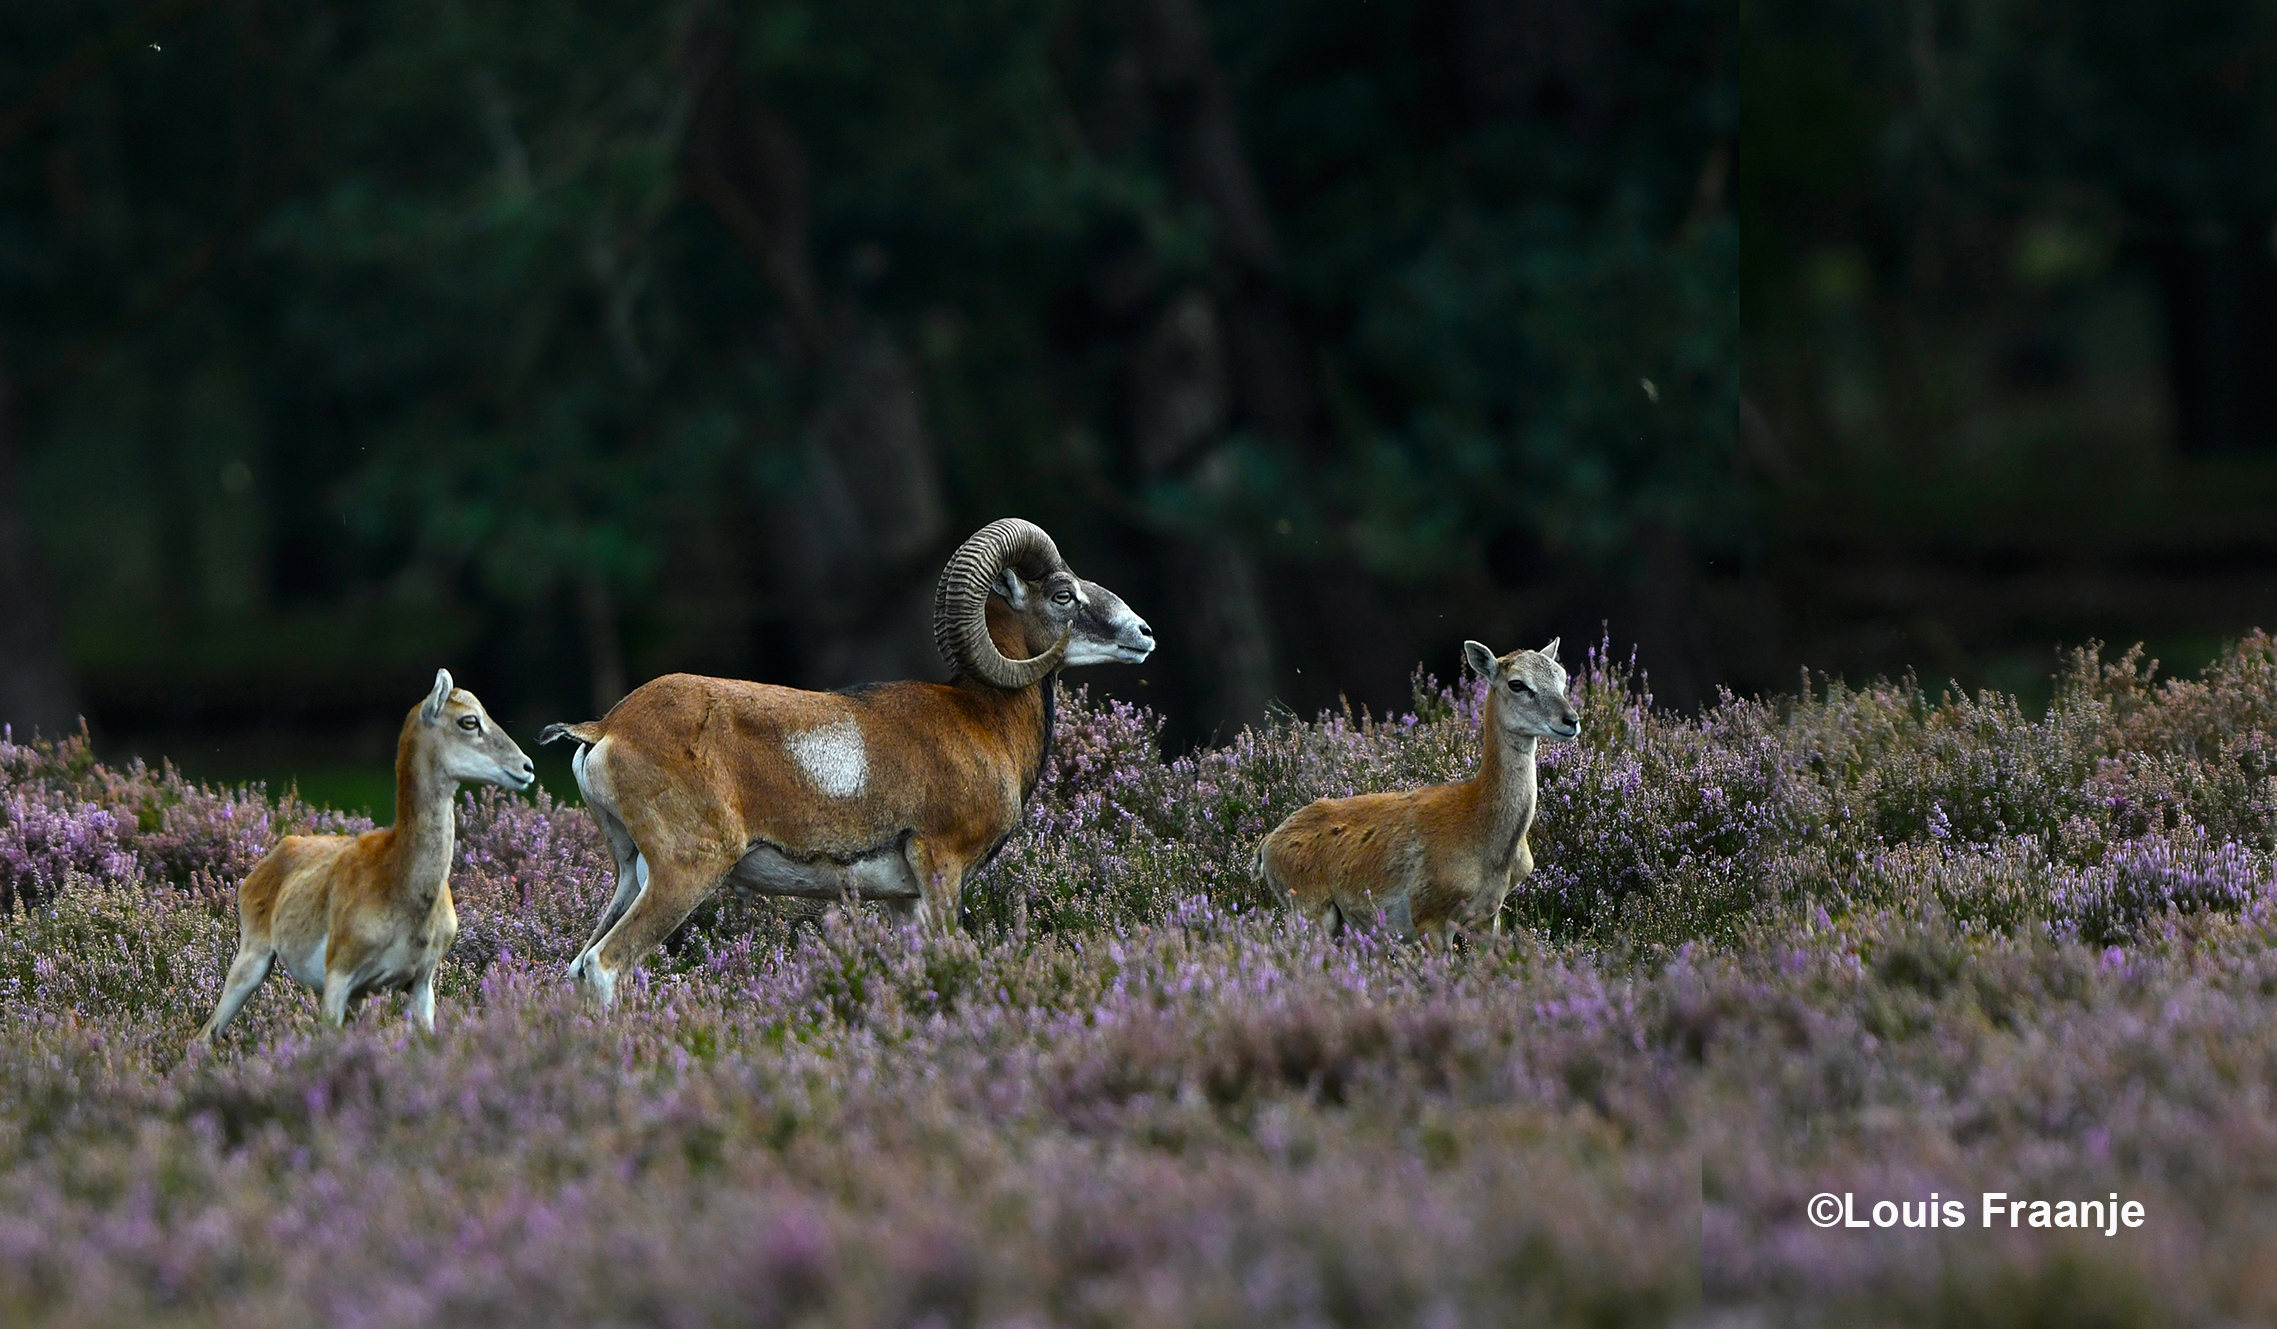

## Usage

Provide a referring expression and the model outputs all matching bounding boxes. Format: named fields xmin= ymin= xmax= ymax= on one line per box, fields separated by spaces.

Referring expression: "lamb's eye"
xmin=1508 ymin=678 xmax=1531 ymax=695
xmin=458 ymin=715 xmax=481 ymax=732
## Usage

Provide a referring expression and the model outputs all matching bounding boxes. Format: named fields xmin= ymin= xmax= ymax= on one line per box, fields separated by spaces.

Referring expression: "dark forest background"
xmin=2 ymin=0 xmax=2274 ymax=812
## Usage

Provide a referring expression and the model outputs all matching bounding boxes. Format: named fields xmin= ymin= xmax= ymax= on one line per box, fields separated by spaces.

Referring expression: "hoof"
xmin=569 ymin=953 xmax=618 ymax=1009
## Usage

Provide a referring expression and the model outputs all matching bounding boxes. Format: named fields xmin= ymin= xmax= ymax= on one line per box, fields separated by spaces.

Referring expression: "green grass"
xmin=109 ymin=752 xmax=584 ymax=824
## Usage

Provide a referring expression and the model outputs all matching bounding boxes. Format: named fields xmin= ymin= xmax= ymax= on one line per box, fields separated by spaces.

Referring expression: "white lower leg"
xmin=574 ymin=956 xmax=620 ymax=1008
xmin=321 ymin=971 xmax=354 ymax=1026
xmin=409 ymin=972 xmax=437 ymax=1034
xmin=570 ymin=853 xmax=648 ymax=977
xmin=196 ymin=949 xmax=274 ymax=1044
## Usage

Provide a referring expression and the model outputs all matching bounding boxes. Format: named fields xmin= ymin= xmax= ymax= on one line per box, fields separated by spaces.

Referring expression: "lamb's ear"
xmin=423 ymin=669 xmax=454 ymax=725
xmin=1462 ymin=640 xmax=1498 ymax=678
xmin=1540 ymin=637 xmax=1561 ymax=663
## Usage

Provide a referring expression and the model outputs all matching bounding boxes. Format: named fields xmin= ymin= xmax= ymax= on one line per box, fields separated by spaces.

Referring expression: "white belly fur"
xmin=726 ymin=840 xmax=919 ymax=900
xmin=285 ymin=938 xmax=328 ymax=990
xmin=1355 ymin=893 xmax=1416 ymax=938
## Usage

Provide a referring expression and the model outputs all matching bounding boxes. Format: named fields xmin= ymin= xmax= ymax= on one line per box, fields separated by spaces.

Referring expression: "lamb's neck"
xmin=388 ymin=752 xmax=459 ymax=910
xmin=1474 ymin=725 xmax=1540 ymax=853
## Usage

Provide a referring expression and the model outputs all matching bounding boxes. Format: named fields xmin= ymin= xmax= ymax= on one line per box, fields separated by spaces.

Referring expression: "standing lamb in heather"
xmin=193 ymin=670 xmax=535 ymax=1045
xmin=1255 ymin=638 xmax=1578 ymax=943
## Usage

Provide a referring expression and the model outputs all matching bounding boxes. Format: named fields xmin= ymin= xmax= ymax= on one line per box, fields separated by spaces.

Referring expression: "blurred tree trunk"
xmin=1116 ymin=0 xmax=1316 ymax=455
xmin=681 ymin=20 xmax=949 ymax=687
xmin=1082 ymin=0 xmax=1322 ymax=736
xmin=576 ymin=577 xmax=628 ymax=716
xmin=0 ymin=349 xmax=78 ymax=737
xmin=1124 ymin=286 xmax=1279 ymax=735
xmin=2158 ymin=228 xmax=2277 ymax=455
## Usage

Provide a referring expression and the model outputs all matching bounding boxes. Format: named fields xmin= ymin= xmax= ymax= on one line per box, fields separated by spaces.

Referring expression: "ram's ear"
xmin=1461 ymin=640 xmax=1498 ymax=679
xmin=422 ymin=669 xmax=454 ymax=725
xmin=1540 ymin=637 xmax=1561 ymax=664
xmin=993 ymin=566 xmax=1029 ymax=608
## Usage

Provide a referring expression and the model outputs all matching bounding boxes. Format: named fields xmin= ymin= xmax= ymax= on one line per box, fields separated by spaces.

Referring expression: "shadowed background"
xmin=1 ymin=0 xmax=2273 ymax=813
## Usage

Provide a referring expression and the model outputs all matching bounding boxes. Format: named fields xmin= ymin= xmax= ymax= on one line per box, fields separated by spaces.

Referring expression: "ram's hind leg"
xmin=581 ymin=846 xmax=740 ymax=1008
xmin=571 ymin=828 xmax=645 ymax=977
xmin=569 ymin=747 xmax=647 ymax=973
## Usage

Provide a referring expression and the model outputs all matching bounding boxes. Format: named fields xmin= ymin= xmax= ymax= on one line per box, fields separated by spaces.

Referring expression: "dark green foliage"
xmin=2 ymin=0 xmax=1736 ymax=722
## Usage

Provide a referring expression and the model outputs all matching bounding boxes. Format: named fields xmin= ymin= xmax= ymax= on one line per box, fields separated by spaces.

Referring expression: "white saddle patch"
xmin=788 ymin=719 xmax=868 ymax=798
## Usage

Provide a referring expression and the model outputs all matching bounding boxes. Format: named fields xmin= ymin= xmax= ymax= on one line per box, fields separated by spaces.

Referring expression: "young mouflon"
xmin=1255 ymin=638 xmax=1579 ymax=943
xmin=194 ymin=670 xmax=534 ymax=1045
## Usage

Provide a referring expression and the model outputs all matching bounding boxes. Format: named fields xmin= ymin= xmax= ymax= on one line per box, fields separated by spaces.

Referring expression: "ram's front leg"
xmin=899 ymin=836 xmax=969 ymax=934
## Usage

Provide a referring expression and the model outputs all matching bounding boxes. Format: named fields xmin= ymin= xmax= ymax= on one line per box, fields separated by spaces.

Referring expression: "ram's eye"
xmin=458 ymin=715 xmax=481 ymax=732
xmin=1508 ymin=678 xmax=1531 ymax=694
xmin=1053 ymin=589 xmax=1076 ymax=605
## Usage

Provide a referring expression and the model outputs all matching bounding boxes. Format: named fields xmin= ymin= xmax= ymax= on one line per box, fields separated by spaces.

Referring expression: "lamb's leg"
xmin=1375 ymin=894 xmax=1419 ymax=942
xmin=195 ymin=948 xmax=275 ymax=1046
xmin=408 ymin=969 xmax=438 ymax=1035
xmin=320 ymin=967 xmax=358 ymax=1026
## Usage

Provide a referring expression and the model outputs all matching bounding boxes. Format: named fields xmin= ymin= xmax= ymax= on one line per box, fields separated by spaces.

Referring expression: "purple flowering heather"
xmin=6 ymin=636 xmax=2277 ymax=1321
xmin=0 ymin=789 xmax=132 ymax=914
xmin=2052 ymin=831 xmax=2273 ymax=945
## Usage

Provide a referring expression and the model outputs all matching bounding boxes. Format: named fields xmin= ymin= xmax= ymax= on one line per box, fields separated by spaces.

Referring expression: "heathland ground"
xmin=8 ymin=638 xmax=2277 ymax=1325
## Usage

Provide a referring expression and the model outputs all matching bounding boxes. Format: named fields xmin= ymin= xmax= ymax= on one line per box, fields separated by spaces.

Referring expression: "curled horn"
xmin=933 ymin=519 xmax=1070 ymax=689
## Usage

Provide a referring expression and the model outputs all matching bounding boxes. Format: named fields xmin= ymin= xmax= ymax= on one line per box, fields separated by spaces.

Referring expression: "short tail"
xmin=1251 ymin=837 xmax=1281 ymax=896
xmin=540 ymin=720 xmax=606 ymax=747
